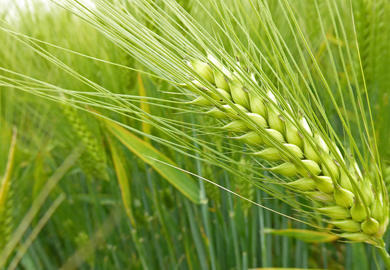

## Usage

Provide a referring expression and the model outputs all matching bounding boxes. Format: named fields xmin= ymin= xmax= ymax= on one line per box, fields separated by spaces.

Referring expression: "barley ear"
xmin=186 ymin=57 xmax=388 ymax=244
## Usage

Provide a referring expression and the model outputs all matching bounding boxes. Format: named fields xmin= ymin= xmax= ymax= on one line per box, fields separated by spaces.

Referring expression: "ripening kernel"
xmin=298 ymin=160 xmax=321 ymax=176
xmin=358 ymin=180 xmax=374 ymax=206
xmin=254 ymin=148 xmax=280 ymax=161
xmin=230 ymin=80 xmax=249 ymax=109
xmin=249 ymin=93 xmax=266 ymax=117
xmin=246 ymin=113 xmax=267 ymax=128
xmin=285 ymin=121 xmax=303 ymax=148
xmin=223 ymin=120 xmax=248 ymax=132
xmin=303 ymin=138 xmax=320 ymax=163
xmin=361 ymin=217 xmax=379 ymax=235
xmin=190 ymin=96 xmax=211 ymax=106
xmin=339 ymin=233 xmax=370 ymax=242
xmin=270 ymin=162 xmax=297 ymax=177
xmin=318 ymin=206 xmax=350 ymax=220
xmin=321 ymin=155 xmax=340 ymax=179
xmin=281 ymin=143 xmax=304 ymax=160
xmin=191 ymin=60 xmax=214 ymax=83
xmin=264 ymin=129 xmax=285 ymax=145
xmin=267 ymin=105 xmax=284 ymax=133
xmin=254 ymin=143 xmax=303 ymax=162
xmin=211 ymin=88 xmax=231 ymax=102
xmin=351 ymin=200 xmax=368 ymax=222
xmin=376 ymin=217 xmax=389 ymax=238
xmin=334 ymin=187 xmax=354 ymax=208
xmin=207 ymin=107 xmax=226 ymax=118
xmin=237 ymin=131 xmax=263 ymax=145
xmin=285 ymin=178 xmax=316 ymax=191
xmin=331 ymin=220 xmax=361 ymax=232
xmin=339 ymin=170 xmax=353 ymax=191
xmin=191 ymin=59 xmax=214 ymax=83
xmin=314 ymin=176 xmax=334 ymax=193
xmin=214 ymin=69 xmax=229 ymax=90
xmin=222 ymin=104 xmax=248 ymax=118
xmin=371 ymin=195 xmax=384 ymax=222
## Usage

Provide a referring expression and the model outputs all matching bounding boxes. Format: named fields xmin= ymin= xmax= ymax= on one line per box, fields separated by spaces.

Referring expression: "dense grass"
xmin=1 ymin=0 xmax=390 ymax=269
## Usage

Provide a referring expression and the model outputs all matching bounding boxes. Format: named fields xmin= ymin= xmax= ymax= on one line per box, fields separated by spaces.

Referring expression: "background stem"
xmin=378 ymin=246 xmax=390 ymax=269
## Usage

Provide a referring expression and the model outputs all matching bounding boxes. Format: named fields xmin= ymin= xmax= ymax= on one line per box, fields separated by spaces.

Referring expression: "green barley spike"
xmin=62 ymin=102 xmax=108 ymax=181
xmin=185 ymin=55 xmax=389 ymax=244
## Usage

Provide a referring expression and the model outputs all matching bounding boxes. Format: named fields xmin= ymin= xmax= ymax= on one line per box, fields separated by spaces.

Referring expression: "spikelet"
xmin=285 ymin=178 xmax=316 ymax=191
xmin=185 ymin=56 xmax=389 ymax=245
xmin=331 ymin=220 xmax=361 ymax=232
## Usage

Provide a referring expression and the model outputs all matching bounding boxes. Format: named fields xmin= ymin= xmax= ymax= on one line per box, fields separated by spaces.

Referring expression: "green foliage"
xmin=105 ymin=117 xmax=201 ymax=204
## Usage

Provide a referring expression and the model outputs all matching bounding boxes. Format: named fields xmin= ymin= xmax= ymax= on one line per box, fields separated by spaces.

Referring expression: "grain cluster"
xmin=186 ymin=56 xmax=388 ymax=244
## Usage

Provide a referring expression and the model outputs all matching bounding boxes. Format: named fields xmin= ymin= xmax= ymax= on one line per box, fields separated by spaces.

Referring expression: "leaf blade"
xmin=107 ymin=135 xmax=136 ymax=227
xmin=105 ymin=120 xmax=201 ymax=204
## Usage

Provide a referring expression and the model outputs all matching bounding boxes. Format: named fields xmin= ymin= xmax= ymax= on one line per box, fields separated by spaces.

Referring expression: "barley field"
xmin=1 ymin=0 xmax=390 ymax=269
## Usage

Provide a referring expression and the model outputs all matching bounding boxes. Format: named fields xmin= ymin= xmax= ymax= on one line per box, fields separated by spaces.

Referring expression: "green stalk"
xmin=250 ymin=207 xmax=257 ymax=267
xmin=184 ymin=200 xmax=208 ymax=270
xmin=130 ymin=227 xmax=149 ymax=270
xmin=192 ymin=123 xmax=216 ymax=270
xmin=378 ymin=246 xmax=390 ymax=269
xmin=225 ymin=177 xmax=241 ymax=269
xmin=281 ymin=204 xmax=289 ymax=267
xmin=257 ymin=191 xmax=267 ymax=267
xmin=145 ymin=165 xmax=177 ymax=265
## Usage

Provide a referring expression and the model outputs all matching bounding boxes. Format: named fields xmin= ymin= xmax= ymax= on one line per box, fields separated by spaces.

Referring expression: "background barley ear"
xmin=0 ymin=128 xmax=17 ymax=251
xmin=235 ymin=158 xmax=255 ymax=215
xmin=355 ymin=0 xmax=386 ymax=86
xmin=61 ymin=101 xmax=108 ymax=181
xmin=0 ymin=187 xmax=14 ymax=251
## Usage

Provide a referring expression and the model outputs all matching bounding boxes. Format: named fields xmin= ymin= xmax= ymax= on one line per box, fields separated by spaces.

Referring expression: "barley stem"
xmin=377 ymin=246 xmax=390 ymax=269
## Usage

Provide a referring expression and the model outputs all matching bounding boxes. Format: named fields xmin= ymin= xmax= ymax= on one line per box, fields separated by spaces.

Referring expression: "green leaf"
xmin=105 ymin=120 xmax=201 ymax=204
xmin=264 ymin=228 xmax=338 ymax=243
xmin=107 ymin=136 xmax=136 ymax=226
